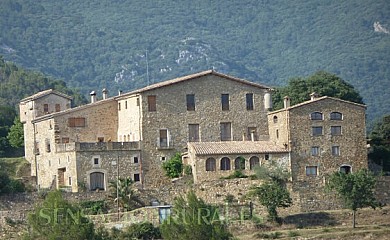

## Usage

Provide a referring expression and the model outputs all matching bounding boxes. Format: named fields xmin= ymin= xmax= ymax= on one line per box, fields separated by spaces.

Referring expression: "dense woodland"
xmin=0 ymin=0 xmax=389 ymax=124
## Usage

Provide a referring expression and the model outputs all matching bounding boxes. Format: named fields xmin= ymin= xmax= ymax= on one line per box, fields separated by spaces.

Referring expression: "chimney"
xmin=283 ymin=96 xmax=290 ymax=109
xmin=102 ymin=88 xmax=108 ymax=100
xmin=310 ymin=92 xmax=318 ymax=101
xmin=90 ymin=91 xmax=97 ymax=103
xmin=118 ymin=90 xmax=123 ymax=96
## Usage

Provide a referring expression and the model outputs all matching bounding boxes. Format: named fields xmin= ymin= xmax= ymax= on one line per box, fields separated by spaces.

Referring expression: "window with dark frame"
xmin=311 ymin=146 xmax=320 ymax=156
xmin=312 ymin=126 xmax=323 ymax=136
xmin=68 ymin=117 xmax=86 ymax=127
xmin=148 ymin=95 xmax=157 ymax=112
xmin=220 ymin=122 xmax=232 ymax=141
xmin=246 ymin=93 xmax=254 ymax=110
xmin=134 ymin=173 xmax=140 ymax=182
xmin=306 ymin=166 xmax=318 ymax=176
xmin=311 ymin=112 xmax=323 ymax=120
xmin=330 ymin=112 xmax=343 ymax=120
xmin=94 ymin=158 xmax=99 ymax=165
xmin=331 ymin=126 xmax=342 ymax=135
xmin=186 ymin=94 xmax=195 ymax=111
xmin=44 ymin=104 xmax=49 ymax=113
xmin=134 ymin=156 xmax=139 ymax=163
xmin=221 ymin=94 xmax=229 ymax=111
xmin=188 ymin=124 xmax=200 ymax=142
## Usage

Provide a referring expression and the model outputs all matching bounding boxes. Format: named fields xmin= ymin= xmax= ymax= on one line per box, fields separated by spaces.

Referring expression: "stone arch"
xmin=249 ymin=156 xmax=260 ymax=170
xmin=220 ymin=157 xmax=231 ymax=171
xmin=205 ymin=158 xmax=216 ymax=171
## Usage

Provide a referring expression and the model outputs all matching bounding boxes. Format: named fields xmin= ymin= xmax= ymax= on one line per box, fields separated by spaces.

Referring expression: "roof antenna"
xmin=146 ymin=50 xmax=150 ymax=86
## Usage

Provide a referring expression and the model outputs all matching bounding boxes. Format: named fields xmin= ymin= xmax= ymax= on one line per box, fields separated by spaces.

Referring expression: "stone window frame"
xmin=306 ymin=166 xmax=318 ymax=176
xmin=312 ymin=126 xmax=323 ymax=136
xmin=310 ymin=112 xmax=323 ymax=120
xmin=205 ymin=157 xmax=216 ymax=171
xmin=331 ymin=126 xmax=342 ymax=136
xmin=133 ymin=173 xmax=140 ymax=182
xmin=220 ymin=157 xmax=231 ymax=170
xmin=234 ymin=157 xmax=245 ymax=170
xmin=330 ymin=112 xmax=343 ymax=120
xmin=311 ymin=146 xmax=320 ymax=156
xmin=133 ymin=156 xmax=139 ymax=164
xmin=92 ymin=155 xmax=101 ymax=168
xmin=332 ymin=145 xmax=340 ymax=156
xmin=340 ymin=165 xmax=352 ymax=174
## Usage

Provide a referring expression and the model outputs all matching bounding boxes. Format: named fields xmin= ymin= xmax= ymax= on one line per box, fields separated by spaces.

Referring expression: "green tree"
xmin=249 ymin=162 xmax=292 ymax=222
xmin=119 ymin=222 xmax=161 ymax=240
xmin=325 ymin=169 xmax=379 ymax=228
xmin=162 ymin=152 xmax=183 ymax=178
xmin=26 ymin=191 xmax=95 ymax=240
xmin=160 ymin=191 xmax=233 ymax=240
xmin=7 ymin=116 xmax=24 ymax=148
xmin=273 ymin=71 xmax=364 ymax=110
xmin=109 ymin=177 xmax=143 ymax=211
xmin=369 ymin=115 xmax=390 ymax=171
xmin=0 ymin=105 xmax=16 ymax=156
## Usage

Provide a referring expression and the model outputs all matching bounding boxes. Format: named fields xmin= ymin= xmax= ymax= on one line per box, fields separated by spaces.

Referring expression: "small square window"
xmin=311 ymin=146 xmax=320 ymax=156
xmin=306 ymin=166 xmax=318 ymax=176
xmin=331 ymin=126 xmax=342 ymax=136
xmin=312 ymin=126 xmax=323 ymax=136
xmin=134 ymin=173 xmax=140 ymax=182
xmin=134 ymin=156 xmax=139 ymax=164
xmin=332 ymin=146 xmax=340 ymax=156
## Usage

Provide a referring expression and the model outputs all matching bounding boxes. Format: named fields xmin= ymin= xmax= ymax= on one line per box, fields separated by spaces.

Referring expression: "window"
xmin=220 ymin=157 xmax=231 ymax=170
xmin=136 ymin=97 xmax=140 ymax=106
xmin=125 ymin=101 xmax=127 ymax=109
xmin=276 ymin=129 xmax=279 ymax=139
xmin=118 ymin=102 xmax=121 ymax=111
xmin=148 ymin=95 xmax=156 ymax=112
xmin=94 ymin=158 xmax=99 ymax=165
xmin=273 ymin=116 xmax=278 ymax=123
xmin=221 ymin=94 xmax=229 ymax=111
xmin=68 ymin=117 xmax=86 ymax=127
xmin=340 ymin=165 xmax=351 ymax=174
xmin=69 ymin=177 xmax=72 ymax=186
xmin=188 ymin=124 xmax=200 ymax=142
xmin=311 ymin=146 xmax=320 ymax=156
xmin=331 ymin=126 xmax=342 ymax=135
xmin=134 ymin=156 xmax=139 ymax=164
xmin=62 ymin=137 xmax=69 ymax=143
xmin=159 ymin=129 xmax=168 ymax=147
xmin=55 ymin=104 xmax=61 ymax=112
xmin=265 ymin=154 xmax=270 ymax=160
xmin=186 ymin=94 xmax=195 ymax=111
xmin=312 ymin=126 xmax=323 ymax=136
xmin=306 ymin=166 xmax=318 ymax=176
xmin=220 ymin=122 xmax=232 ymax=141
xmin=246 ymin=93 xmax=254 ymax=110
xmin=205 ymin=158 xmax=216 ymax=171
xmin=90 ymin=172 xmax=105 ymax=191
xmin=247 ymin=127 xmax=257 ymax=141
xmin=234 ymin=157 xmax=245 ymax=170
xmin=98 ymin=137 xmax=104 ymax=142
xmin=332 ymin=146 xmax=340 ymax=156
xmin=311 ymin=112 xmax=323 ymax=120
xmin=330 ymin=112 xmax=343 ymax=120
xmin=43 ymin=104 xmax=49 ymax=113
xmin=45 ymin=139 xmax=51 ymax=152
xmin=134 ymin=173 xmax=140 ymax=182
xmin=249 ymin=156 xmax=260 ymax=170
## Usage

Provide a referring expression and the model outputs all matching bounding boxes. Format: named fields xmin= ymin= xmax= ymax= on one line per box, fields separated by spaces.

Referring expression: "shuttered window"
xmin=68 ymin=117 xmax=86 ymax=127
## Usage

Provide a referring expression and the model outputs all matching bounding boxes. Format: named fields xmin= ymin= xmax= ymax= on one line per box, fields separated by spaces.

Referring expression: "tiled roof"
xmin=117 ymin=70 xmax=272 ymax=99
xmin=20 ymin=89 xmax=72 ymax=102
xmin=189 ymin=141 xmax=288 ymax=155
xmin=268 ymin=96 xmax=366 ymax=115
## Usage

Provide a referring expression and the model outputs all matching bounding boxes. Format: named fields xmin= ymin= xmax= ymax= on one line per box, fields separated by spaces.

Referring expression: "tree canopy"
xmin=325 ymin=169 xmax=379 ymax=228
xmin=369 ymin=114 xmax=390 ymax=171
xmin=272 ymin=71 xmax=364 ymax=110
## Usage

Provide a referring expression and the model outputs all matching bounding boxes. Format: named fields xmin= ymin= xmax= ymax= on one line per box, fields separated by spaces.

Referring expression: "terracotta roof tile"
xmin=189 ymin=141 xmax=288 ymax=155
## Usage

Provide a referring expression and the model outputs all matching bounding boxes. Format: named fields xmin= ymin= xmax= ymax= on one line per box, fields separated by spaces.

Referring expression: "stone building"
xmin=20 ymin=70 xmax=368 ymax=209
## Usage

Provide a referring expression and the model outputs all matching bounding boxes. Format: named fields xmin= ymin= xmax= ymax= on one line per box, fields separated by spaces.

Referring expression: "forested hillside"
xmin=0 ymin=0 xmax=389 ymax=123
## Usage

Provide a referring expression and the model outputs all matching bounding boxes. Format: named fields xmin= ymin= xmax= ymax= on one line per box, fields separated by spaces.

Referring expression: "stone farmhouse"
xmin=20 ymin=70 xmax=367 ymax=206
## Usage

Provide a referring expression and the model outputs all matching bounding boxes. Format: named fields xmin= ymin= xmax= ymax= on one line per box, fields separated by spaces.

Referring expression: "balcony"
xmin=56 ymin=141 xmax=140 ymax=153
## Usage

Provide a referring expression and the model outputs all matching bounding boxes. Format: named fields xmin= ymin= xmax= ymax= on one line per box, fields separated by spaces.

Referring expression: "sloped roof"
xmin=20 ymin=89 xmax=72 ymax=102
xmin=268 ymin=96 xmax=366 ymax=115
xmin=117 ymin=70 xmax=272 ymax=99
xmin=189 ymin=141 xmax=288 ymax=155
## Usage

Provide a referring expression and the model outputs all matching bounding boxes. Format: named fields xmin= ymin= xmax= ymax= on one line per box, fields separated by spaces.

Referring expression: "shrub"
xmin=162 ymin=153 xmax=183 ymax=178
xmin=120 ymin=222 xmax=161 ymax=239
xmin=184 ymin=165 xmax=192 ymax=175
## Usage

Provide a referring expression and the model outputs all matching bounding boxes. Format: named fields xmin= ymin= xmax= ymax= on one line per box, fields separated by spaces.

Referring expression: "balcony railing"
xmin=56 ymin=141 xmax=140 ymax=152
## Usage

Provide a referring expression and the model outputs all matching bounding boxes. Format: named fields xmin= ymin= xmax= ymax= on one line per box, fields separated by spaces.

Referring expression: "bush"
xmin=184 ymin=165 xmax=192 ymax=175
xmin=120 ymin=222 xmax=161 ymax=239
xmin=80 ymin=200 xmax=108 ymax=215
xmin=162 ymin=153 xmax=183 ymax=178
xmin=221 ymin=170 xmax=248 ymax=179
xmin=0 ymin=171 xmax=25 ymax=195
